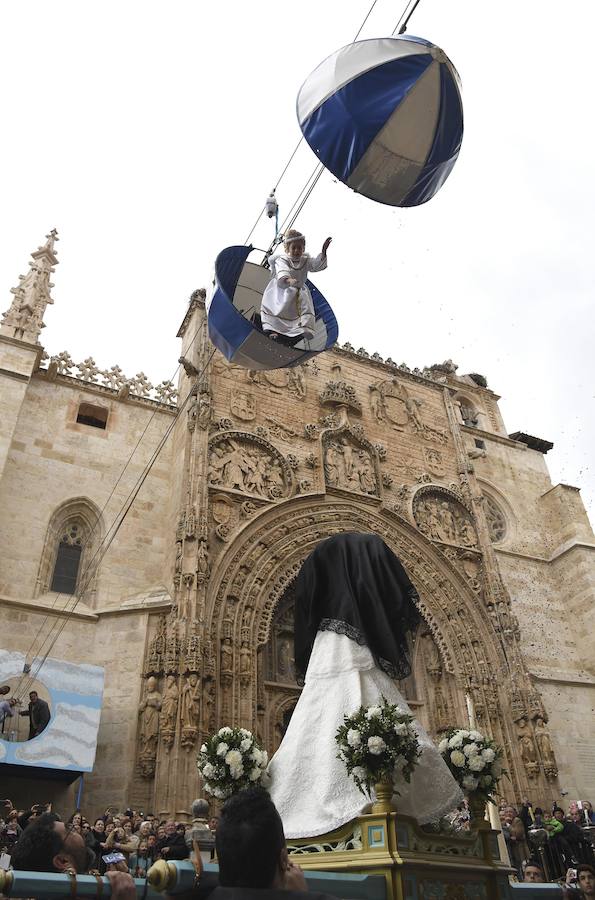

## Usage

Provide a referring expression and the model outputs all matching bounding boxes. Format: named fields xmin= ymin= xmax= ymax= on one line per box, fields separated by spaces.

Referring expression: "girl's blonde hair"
xmin=283 ymin=229 xmax=305 ymax=250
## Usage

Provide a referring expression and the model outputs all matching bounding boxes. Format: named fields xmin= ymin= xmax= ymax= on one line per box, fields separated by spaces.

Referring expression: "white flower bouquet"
xmin=438 ymin=727 xmax=505 ymax=802
xmin=197 ymin=727 xmax=269 ymax=800
xmin=335 ymin=696 xmax=421 ymax=797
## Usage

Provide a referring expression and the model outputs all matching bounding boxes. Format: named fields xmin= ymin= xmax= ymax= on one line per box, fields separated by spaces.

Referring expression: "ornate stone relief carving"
xmin=423 ymin=447 xmax=446 ymax=477
xmin=208 ymin=432 xmax=292 ymax=500
xmin=320 ymin=381 xmax=362 ymax=414
xmin=230 ymin=390 xmax=256 ymax=421
xmin=247 ymin=362 xmax=315 ymax=399
xmin=412 ymin=488 xmax=478 ymax=549
xmin=369 ymin=377 xmax=447 ymax=444
xmin=138 ymin=676 xmax=162 ymax=778
xmin=323 ymin=428 xmax=379 ymax=497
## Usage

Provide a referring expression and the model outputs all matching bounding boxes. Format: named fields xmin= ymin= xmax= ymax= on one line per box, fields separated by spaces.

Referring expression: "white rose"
xmin=450 ymin=750 xmax=466 ymax=767
xmin=200 ymin=744 xmax=208 ymax=753
xmin=351 ymin=766 xmax=367 ymax=782
xmin=481 ymin=748 xmax=495 ymax=763
xmin=240 ymin=728 xmax=252 ymax=738
xmin=216 ymin=742 xmax=229 ymax=757
xmin=366 ymin=706 xmax=382 ymax=720
xmin=203 ymin=782 xmax=213 ymax=793
xmin=218 ymin=727 xmax=233 ymax=738
xmin=240 ymin=738 xmax=253 ymax=752
xmin=230 ymin=765 xmax=244 ymax=780
xmin=394 ymin=723 xmax=408 ymax=737
xmin=460 ymin=730 xmax=470 ymax=738
xmin=249 ymin=748 xmax=262 ymax=764
xmin=367 ymin=736 xmax=386 ymax=755
xmin=469 ymin=730 xmax=483 ymax=742
xmin=394 ymin=706 xmax=406 ymax=715
xmin=464 ymin=742 xmax=479 ymax=757
xmin=468 ymin=754 xmax=486 ymax=772
xmin=212 ymin=787 xmax=224 ymax=799
xmin=347 ymin=728 xmax=362 ymax=748
xmin=225 ymin=749 xmax=243 ymax=768
xmin=202 ymin=762 xmax=216 ymax=779
xmin=448 ymin=734 xmax=464 ymax=748
xmin=462 ymin=775 xmax=479 ymax=791
xmin=249 ymin=767 xmax=262 ymax=781
xmin=438 ymin=738 xmax=449 ymax=753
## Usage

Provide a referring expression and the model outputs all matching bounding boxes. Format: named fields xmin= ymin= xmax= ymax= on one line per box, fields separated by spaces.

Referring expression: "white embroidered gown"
xmin=268 ymin=630 xmax=463 ymax=839
xmin=260 ymin=251 xmax=327 ymax=339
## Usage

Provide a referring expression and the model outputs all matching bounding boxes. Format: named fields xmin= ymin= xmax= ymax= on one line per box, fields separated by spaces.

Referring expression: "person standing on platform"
xmin=19 ymin=690 xmax=50 ymax=739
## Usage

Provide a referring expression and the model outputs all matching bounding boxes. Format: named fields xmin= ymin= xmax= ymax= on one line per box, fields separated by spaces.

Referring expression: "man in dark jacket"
xmin=19 ymin=690 xmax=51 ymax=739
xmin=155 ymin=820 xmax=190 ymax=860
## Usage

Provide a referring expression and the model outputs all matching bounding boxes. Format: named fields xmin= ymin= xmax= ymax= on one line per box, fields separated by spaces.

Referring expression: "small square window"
xmin=475 ymin=439 xmax=485 ymax=450
xmin=76 ymin=403 xmax=108 ymax=429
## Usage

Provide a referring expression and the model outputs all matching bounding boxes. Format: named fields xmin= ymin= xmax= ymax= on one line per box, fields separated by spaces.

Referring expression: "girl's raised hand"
xmin=322 ymin=236 xmax=332 ymax=254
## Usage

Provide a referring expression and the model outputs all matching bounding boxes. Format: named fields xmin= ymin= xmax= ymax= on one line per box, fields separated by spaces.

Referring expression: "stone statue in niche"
xmin=534 ymin=717 xmax=558 ymax=776
xmin=323 ymin=436 xmax=378 ymax=496
xmin=240 ymin=642 xmax=252 ymax=678
xmin=197 ymin=538 xmax=209 ymax=580
xmin=138 ymin=676 xmax=162 ymax=776
xmin=221 ymin=637 xmax=233 ymax=675
xmin=414 ymin=492 xmax=478 ymax=548
xmin=517 ymin=717 xmax=539 ymax=777
xmin=160 ymin=675 xmax=179 ymax=733
xmin=208 ymin=438 xmax=288 ymax=499
xmin=204 ymin=679 xmax=215 ymax=731
xmin=180 ymin=673 xmax=201 ymax=730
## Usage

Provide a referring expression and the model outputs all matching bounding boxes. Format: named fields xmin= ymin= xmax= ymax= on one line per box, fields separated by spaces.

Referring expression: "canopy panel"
xmin=297 ymin=36 xmax=463 ymax=207
xmin=208 ymin=245 xmax=338 ymax=371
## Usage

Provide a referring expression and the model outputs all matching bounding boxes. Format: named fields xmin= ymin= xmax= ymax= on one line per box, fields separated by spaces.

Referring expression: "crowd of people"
xmin=0 ymin=798 xmax=220 ymax=876
xmin=1 ymin=791 xmax=595 ymax=897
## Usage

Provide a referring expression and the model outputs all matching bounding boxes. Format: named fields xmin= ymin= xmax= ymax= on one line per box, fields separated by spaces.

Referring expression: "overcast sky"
xmin=1 ymin=0 xmax=594 ymax=522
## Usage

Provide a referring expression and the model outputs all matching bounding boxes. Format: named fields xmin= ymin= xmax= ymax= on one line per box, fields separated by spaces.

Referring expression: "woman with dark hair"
xmin=269 ymin=532 xmax=463 ymax=838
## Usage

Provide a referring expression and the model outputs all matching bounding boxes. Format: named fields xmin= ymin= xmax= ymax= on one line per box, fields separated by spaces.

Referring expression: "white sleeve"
xmin=307 ymin=253 xmax=328 ymax=273
xmin=274 ymin=256 xmax=293 ymax=286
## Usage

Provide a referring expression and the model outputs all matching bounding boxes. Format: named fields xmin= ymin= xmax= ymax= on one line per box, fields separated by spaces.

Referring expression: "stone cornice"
xmin=0 ymin=593 xmax=98 ymax=622
xmin=33 ymin=369 xmax=178 ymax=414
xmin=460 ymin=424 xmax=525 ymax=448
xmin=495 ymin=541 xmax=595 ymax=565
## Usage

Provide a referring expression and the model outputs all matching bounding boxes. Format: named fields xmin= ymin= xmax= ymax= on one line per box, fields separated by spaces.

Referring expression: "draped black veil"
xmin=293 ymin=532 xmax=421 ymax=683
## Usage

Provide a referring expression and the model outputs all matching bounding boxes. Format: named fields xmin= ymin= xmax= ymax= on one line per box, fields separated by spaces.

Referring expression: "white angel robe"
xmin=268 ymin=630 xmax=463 ymax=839
xmin=261 ymin=251 xmax=327 ymax=339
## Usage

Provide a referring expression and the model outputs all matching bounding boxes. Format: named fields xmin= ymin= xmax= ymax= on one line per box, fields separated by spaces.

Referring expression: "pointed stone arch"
xmin=206 ymin=496 xmax=512 ymax=739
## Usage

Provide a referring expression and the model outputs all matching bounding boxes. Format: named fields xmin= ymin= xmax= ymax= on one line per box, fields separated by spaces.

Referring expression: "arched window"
xmin=36 ymin=498 xmax=103 ymax=603
xmin=50 ymin=523 xmax=84 ymax=594
xmin=484 ymin=494 xmax=507 ymax=543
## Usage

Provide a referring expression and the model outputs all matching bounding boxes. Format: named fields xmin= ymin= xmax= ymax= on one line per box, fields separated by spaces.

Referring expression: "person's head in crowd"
xmin=139 ymin=821 xmax=152 ymax=837
xmin=577 ymin=865 xmax=595 ymax=898
xmin=502 ymin=806 xmax=517 ymax=825
xmin=147 ymin=834 xmax=157 ymax=852
xmin=176 ymin=823 xmax=186 ymax=837
xmin=156 ymin=824 xmax=166 ymax=839
xmin=523 ymin=861 xmax=545 ymax=883
xmin=146 ymin=813 xmax=155 ymax=824
xmin=12 ymin=814 xmax=89 ymax=873
xmin=216 ymin=787 xmax=305 ymax=890
xmin=553 ymin=807 xmax=565 ymax=823
xmin=29 ymin=690 xmax=39 ymax=703
xmin=208 ymin=815 xmax=219 ymax=833
xmin=163 ymin=820 xmax=176 ymax=837
xmin=113 ymin=815 xmax=122 ymax=827
xmin=122 ymin=821 xmax=133 ymax=836
xmin=106 ymin=822 xmax=116 ymax=835
xmin=138 ymin=839 xmax=149 ymax=858
xmin=94 ymin=818 xmax=106 ymax=834
xmin=82 ymin=823 xmax=91 ymax=836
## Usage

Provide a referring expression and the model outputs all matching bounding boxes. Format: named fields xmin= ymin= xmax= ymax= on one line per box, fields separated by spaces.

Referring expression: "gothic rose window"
xmin=50 ymin=523 xmax=83 ymax=594
xmin=484 ymin=495 xmax=507 ymax=543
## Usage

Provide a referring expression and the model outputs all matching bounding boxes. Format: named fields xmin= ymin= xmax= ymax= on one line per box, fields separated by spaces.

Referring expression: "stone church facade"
xmin=1 ymin=233 xmax=594 ymax=818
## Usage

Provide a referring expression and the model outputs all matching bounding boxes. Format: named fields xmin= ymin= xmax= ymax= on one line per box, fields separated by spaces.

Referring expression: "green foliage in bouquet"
xmin=197 ymin=726 xmax=269 ymax=800
xmin=335 ymin=695 xmax=421 ymax=797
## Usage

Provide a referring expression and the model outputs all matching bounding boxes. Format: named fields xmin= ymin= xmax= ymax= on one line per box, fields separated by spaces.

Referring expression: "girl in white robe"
xmin=261 ymin=230 xmax=331 ymax=346
xmin=268 ymin=532 xmax=463 ymax=839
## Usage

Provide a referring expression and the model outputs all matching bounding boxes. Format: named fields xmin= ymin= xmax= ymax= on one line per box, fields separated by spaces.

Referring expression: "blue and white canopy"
xmin=207 ymin=245 xmax=338 ymax=371
xmin=297 ymin=36 xmax=463 ymax=207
